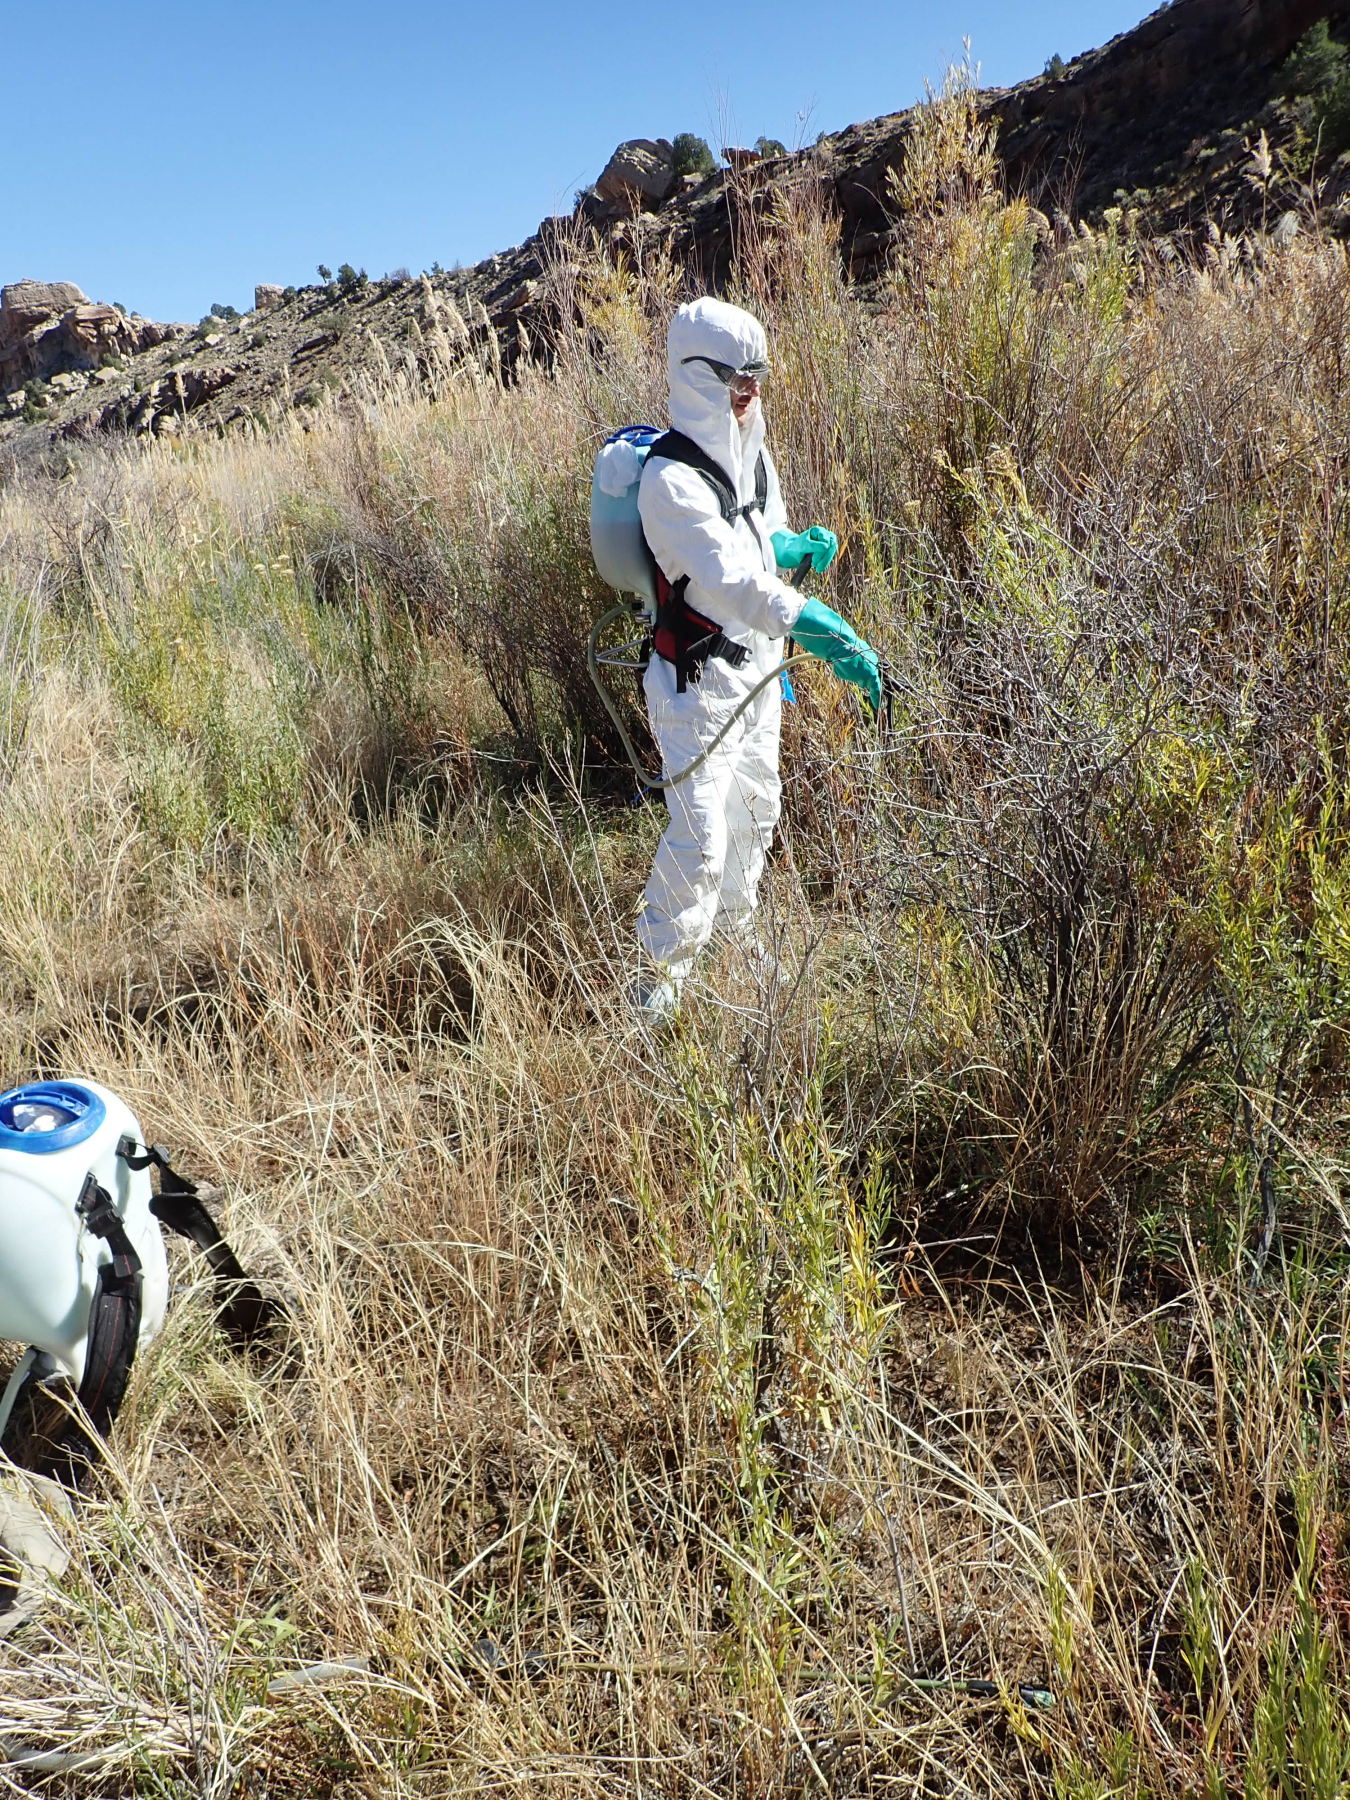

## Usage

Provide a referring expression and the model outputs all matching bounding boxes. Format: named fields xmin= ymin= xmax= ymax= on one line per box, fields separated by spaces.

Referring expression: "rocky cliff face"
xmin=695 ymin=0 xmax=1345 ymax=283
xmin=995 ymin=0 xmax=1340 ymax=216
xmin=3 ymin=0 xmax=1344 ymax=467
xmin=0 ymin=282 xmax=183 ymax=398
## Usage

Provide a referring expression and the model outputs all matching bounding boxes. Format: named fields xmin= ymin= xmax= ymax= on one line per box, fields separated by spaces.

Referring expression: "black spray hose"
xmin=909 ymin=1677 xmax=1055 ymax=1710
xmin=587 ymin=604 xmax=815 ymax=794
xmin=588 ymin=564 xmax=837 ymax=795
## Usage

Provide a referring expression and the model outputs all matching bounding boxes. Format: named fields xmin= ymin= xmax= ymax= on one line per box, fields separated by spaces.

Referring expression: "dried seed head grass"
xmin=0 ymin=62 xmax=1347 ymax=1795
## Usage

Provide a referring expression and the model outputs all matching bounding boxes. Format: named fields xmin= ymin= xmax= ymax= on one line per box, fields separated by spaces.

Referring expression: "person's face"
xmin=730 ymin=372 xmax=762 ymax=422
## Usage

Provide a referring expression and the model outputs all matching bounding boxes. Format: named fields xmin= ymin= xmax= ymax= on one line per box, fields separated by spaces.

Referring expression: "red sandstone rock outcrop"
xmin=0 ymin=281 xmax=184 ymax=394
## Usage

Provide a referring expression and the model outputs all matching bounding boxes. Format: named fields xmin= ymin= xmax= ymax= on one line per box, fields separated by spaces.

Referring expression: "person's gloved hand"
xmin=791 ymin=597 xmax=882 ymax=715
xmin=772 ymin=526 xmax=838 ymax=573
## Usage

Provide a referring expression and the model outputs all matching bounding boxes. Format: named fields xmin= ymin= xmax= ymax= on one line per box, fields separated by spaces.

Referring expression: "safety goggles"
xmin=681 ymin=354 xmax=770 ymax=398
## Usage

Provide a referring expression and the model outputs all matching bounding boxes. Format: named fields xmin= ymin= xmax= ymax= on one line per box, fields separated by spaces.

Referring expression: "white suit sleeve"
xmin=638 ymin=463 xmax=802 ymax=640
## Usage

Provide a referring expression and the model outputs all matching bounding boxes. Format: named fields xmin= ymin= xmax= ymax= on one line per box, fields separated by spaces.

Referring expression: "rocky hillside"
xmin=3 ymin=0 xmax=1345 ymax=468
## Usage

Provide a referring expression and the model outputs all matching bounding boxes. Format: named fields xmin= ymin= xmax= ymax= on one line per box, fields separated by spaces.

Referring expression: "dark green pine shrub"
xmin=671 ymin=133 xmax=715 ymax=177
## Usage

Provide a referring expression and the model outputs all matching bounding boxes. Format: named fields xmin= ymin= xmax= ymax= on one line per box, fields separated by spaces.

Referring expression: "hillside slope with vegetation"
xmin=6 ymin=0 xmax=1350 ymax=468
xmin=0 ymin=55 xmax=1348 ymax=1800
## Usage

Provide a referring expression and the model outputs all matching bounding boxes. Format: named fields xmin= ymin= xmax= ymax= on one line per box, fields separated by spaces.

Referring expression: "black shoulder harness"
xmin=644 ymin=432 xmax=768 ymax=692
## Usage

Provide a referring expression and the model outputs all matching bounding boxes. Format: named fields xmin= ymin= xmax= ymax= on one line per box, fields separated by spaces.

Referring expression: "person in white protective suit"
xmin=634 ymin=297 xmax=883 ymax=1019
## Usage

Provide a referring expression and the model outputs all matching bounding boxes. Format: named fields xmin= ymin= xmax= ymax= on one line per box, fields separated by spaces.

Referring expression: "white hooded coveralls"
xmin=636 ymin=298 xmax=805 ymax=985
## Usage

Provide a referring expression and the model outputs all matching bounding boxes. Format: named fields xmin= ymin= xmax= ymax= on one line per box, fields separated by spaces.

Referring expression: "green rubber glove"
xmin=771 ymin=526 xmax=838 ymax=573
xmin=791 ymin=597 xmax=882 ymax=714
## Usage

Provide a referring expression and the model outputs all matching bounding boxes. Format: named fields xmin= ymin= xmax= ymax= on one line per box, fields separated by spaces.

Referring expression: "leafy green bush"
xmin=1281 ymin=20 xmax=1346 ymax=98
xmin=754 ymin=135 xmax=788 ymax=159
xmin=671 ymin=132 xmax=714 ymax=177
xmin=1245 ymin=1477 xmax=1350 ymax=1799
xmin=1318 ymin=72 xmax=1350 ymax=156
xmin=1280 ymin=20 xmax=1350 ymax=157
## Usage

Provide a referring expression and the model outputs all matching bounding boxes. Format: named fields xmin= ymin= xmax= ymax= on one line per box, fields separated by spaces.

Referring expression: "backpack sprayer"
xmin=0 ymin=1077 xmax=278 ymax=1638
xmin=0 ymin=1079 xmax=276 ymax=1494
xmin=587 ymin=427 xmax=816 ymax=794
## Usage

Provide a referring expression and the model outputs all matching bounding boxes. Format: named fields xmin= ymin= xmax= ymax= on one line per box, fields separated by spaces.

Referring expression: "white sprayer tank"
xmin=0 ymin=1080 xmax=169 ymax=1383
xmin=590 ymin=426 xmax=661 ymax=616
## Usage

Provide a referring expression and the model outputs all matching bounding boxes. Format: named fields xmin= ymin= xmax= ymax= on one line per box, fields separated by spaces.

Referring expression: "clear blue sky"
xmin=5 ymin=0 xmax=1149 ymax=323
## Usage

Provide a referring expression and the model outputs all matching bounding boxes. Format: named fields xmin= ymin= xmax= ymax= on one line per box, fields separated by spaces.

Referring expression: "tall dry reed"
xmin=0 ymin=66 xmax=1346 ymax=1796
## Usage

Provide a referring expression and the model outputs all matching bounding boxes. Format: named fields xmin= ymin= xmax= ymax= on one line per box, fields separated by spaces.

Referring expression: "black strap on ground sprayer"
xmin=120 ymin=1140 xmax=279 ymax=1345
xmin=1 ymin=1144 xmax=279 ymax=1488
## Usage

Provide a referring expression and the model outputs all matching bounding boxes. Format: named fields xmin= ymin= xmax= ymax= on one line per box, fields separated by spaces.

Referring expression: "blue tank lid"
xmin=0 ymin=1082 xmax=106 ymax=1154
xmin=603 ymin=425 xmax=662 ymax=446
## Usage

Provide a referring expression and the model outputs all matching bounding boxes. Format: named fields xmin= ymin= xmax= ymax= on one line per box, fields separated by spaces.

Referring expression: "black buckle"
xmin=116 ymin=1136 xmax=169 ymax=1175
xmin=75 ymin=1172 xmax=121 ymax=1241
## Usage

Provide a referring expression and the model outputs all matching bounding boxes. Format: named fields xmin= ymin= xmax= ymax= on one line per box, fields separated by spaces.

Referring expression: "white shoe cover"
xmin=632 ymin=971 xmax=680 ymax=1025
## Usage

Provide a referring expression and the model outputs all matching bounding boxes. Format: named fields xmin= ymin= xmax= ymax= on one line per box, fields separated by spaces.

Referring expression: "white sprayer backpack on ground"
xmin=0 ymin=1078 xmax=277 ymax=1495
xmin=0 ymin=1081 xmax=168 ymax=1386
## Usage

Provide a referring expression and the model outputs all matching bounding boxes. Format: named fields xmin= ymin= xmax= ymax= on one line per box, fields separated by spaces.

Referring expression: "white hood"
xmin=666 ymin=298 xmax=768 ymax=509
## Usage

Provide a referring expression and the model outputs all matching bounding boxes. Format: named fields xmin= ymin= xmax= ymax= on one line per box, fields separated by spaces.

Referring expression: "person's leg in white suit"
xmin=714 ymin=684 xmax=782 ymax=957
xmin=635 ymin=685 xmax=782 ymax=1008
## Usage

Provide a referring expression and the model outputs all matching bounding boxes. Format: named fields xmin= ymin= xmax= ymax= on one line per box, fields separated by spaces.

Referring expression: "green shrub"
xmin=129 ymin=735 xmax=210 ymax=847
xmin=754 ymin=135 xmax=788 ymax=159
xmin=671 ymin=132 xmax=714 ymax=177
xmin=1245 ymin=1477 xmax=1350 ymax=1799
xmin=1316 ymin=71 xmax=1350 ymax=156
xmin=1281 ymin=20 xmax=1346 ymax=97
xmin=1280 ymin=23 xmax=1350 ymax=158
xmin=1044 ymin=52 xmax=1065 ymax=78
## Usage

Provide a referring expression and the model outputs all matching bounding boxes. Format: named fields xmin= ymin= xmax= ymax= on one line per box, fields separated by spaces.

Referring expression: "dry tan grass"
xmin=0 ymin=77 xmax=1347 ymax=1797
xmin=0 ymin=708 xmax=1340 ymax=1794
